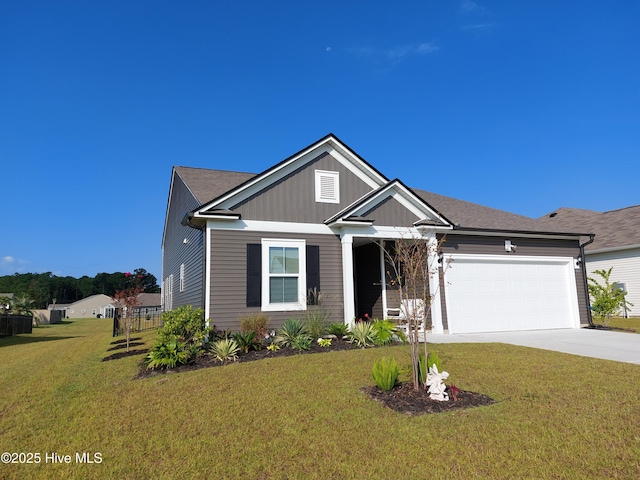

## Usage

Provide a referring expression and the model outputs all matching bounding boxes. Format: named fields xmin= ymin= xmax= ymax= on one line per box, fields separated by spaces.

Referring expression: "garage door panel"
xmin=445 ymin=256 xmax=577 ymax=334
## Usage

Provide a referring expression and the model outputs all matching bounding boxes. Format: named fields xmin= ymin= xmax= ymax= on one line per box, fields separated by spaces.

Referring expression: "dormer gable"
xmin=325 ymin=179 xmax=453 ymax=230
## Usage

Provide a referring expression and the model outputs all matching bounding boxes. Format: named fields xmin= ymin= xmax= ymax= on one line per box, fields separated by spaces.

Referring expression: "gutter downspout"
xmin=579 ymin=234 xmax=596 ymax=327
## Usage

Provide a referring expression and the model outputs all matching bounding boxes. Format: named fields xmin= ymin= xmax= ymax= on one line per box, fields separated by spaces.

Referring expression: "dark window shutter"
xmin=246 ymin=244 xmax=261 ymax=307
xmin=306 ymin=245 xmax=320 ymax=305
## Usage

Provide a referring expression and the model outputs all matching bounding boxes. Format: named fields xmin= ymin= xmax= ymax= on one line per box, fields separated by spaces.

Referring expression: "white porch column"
xmin=341 ymin=235 xmax=355 ymax=326
xmin=427 ymin=233 xmax=444 ymax=334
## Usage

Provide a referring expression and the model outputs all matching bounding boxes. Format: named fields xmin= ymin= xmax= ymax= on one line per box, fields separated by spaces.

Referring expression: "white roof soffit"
xmin=195 ymin=135 xmax=388 ymax=215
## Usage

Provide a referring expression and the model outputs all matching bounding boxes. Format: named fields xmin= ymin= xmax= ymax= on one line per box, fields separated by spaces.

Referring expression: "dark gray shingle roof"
xmin=137 ymin=293 xmax=162 ymax=307
xmin=412 ymin=188 xmax=571 ymax=233
xmin=174 ymin=166 xmax=256 ymax=205
xmin=537 ymin=205 xmax=640 ymax=251
xmin=176 ymin=167 xmax=586 ymax=236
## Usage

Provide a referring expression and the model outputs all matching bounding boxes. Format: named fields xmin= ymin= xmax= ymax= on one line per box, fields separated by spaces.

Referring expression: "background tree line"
xmin=0 ymin=268 xmax=160 ymax=309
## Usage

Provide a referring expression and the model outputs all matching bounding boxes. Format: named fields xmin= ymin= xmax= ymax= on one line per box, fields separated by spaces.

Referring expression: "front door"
xmin=354 ymin=242 xmax=383 ymax=320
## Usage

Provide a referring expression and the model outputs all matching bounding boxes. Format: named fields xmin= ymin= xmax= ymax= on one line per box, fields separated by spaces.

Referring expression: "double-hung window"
xmin=261 ymin=239 xmax=306 ymax=311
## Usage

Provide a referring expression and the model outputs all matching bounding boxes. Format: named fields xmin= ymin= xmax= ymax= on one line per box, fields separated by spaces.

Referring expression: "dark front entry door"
xmin=354 ymin=242 xmax=383 ymax=320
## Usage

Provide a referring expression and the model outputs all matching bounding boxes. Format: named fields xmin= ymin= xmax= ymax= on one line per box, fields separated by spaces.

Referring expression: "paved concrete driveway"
xmin=425 ymin=328 xmax=640 ymax=365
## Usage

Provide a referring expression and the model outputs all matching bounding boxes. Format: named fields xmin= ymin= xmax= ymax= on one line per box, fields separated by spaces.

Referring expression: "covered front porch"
xmin=339 ymin=232 xmax=446 ymax=334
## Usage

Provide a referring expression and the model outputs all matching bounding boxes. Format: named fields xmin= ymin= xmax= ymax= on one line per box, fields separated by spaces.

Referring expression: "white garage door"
xmin=444 ymin=255 xmax=580 ymax=334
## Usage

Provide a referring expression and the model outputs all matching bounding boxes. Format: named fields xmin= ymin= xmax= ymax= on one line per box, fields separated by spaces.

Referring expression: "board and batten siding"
xmin=438 ymin=234 xmax=589 ymax=325
xmin=586 ymin=247 xmax=640 ymax=317
xmin=163 ymin=172 xmax=205 ymax=311
xmin=209 ymin=229 xmax=344 ymax=331
xmin=230 ymin=152 xmax=373 ymax=224
xmin=362 ymin=195 xmax=420 ymax=227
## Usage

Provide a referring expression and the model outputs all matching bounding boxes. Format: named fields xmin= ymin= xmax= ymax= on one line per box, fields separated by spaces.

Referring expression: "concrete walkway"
xmin=425 ymin=328 xmax=640 ymax=365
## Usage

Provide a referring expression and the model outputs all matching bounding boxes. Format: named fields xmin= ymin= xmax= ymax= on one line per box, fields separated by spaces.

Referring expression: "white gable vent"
xmin=315 ymin=170 xmax=339 ymax=204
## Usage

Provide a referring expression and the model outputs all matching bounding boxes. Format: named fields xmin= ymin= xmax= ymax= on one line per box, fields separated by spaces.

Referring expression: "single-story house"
xmin=162 ymin=134 xmax=593 ymax=334
xmin=538 ymin=205 xmax=640 ymax=317
xmin=133 ymin=293 xmax=162 ymax=315
xmin=65 ymin=294 xmax=117 ymax=319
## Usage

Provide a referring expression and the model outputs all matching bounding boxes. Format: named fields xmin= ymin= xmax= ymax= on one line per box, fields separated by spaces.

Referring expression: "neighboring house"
xmin=133 ymin=293 xmax=162 ymax=315
xmin=162 ymin=134 xmax=592 ymax=334
xmin=65 ymin=294 xmax=116 ymax=319
xmin=538 ymin=205 xmax=640 ymax=317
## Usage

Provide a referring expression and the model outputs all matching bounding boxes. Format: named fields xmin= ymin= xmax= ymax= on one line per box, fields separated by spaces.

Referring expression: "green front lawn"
xmin=592 ymin=316 xmax=640 ymax=333
xmin=1 ymin=318 xmax=639 ymax=479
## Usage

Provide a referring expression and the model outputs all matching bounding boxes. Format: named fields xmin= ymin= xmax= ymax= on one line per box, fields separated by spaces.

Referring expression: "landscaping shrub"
xmin=158 ymin=305 xmax=208 ymax=347
xmin=372 ymin=357 xmax=399 ymax=391
xmin=347 ymin=321 xmax=378 ymax=348
xmin=240 ymin=314 xmax=271 ymax=339
xmin=233 ymin=331 xmax=262 ymax=353
xmin=303 ymin=314 xmax=328 ymax=340
xmin=290 ymin=334 xmax=312 ymax=351
xmin=145 ymin=340 xmax=194 ymax=370
xmin=419 ymin=351 xmax=443 ymax=385
xmin=371 ymin=318 xmax=406 ymax=345
xmin=427 ymin=351 xmax=442 ymax=372
xmin=211 ymin=338 xmax=240 ymax=362
xmin=275 ymin=318 xmax=311 ymax=349
xmin=328 ymin=322 xmax=349 ymax=338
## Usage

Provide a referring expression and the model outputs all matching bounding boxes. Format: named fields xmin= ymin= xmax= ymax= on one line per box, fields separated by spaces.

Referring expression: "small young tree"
xmin=112 ymin=272 xmax=144 ymax=352
xmin=588 ymin=267 xmax=633 ymax=326
xmin=381 ymin=233 xmax=448 ymax=391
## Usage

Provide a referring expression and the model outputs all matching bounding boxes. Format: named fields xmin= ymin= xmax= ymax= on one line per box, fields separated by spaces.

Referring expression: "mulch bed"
xmin=101 ymin=337 xmax=147 ymax=362
xmin=362 ymin=382 xmax=496 ymax=416
xmin=134 ymin=339 xmax=356 ymax=379
xmin=105 ymin=337 xmax=495 ymax=414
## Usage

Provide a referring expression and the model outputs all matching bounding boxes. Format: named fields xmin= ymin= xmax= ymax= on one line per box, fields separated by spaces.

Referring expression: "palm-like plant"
xmin=11 ymin=295 xmax=35 ymax=316
xmin=145 ymin=340 xmax=193 ymax=369
xmin=210 ymin=338 xmax=240 ymax=362
xmin=274 ymin=319 xmax=311 ymax=348
xmin=347 ymin=322 xmax=378 ymax=348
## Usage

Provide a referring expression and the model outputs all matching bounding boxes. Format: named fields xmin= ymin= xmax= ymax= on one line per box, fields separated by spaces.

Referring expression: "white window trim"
xmin=261 ymin=238 xmax=307 ymax=312
xmin=164 ymin=275 xmax=174 ymax=311
xmin=315 ymin=169 xmax=340 ymax=204
xmin=179 ymin=264 xmax=185 ymax=292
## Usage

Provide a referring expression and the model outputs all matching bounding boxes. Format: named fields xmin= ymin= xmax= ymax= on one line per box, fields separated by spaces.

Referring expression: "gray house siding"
xmin=438 ymin=234 xmax=589 ymax=324
xmin=231 ymin=152 xmax=373 ymax=223
xmin=362 ymin=196 xmax=420 ymax=227
xmin=209 ymin=229 xmax=344 ymax=331
xmin=163 ymin=171 xmax=205 ymax=311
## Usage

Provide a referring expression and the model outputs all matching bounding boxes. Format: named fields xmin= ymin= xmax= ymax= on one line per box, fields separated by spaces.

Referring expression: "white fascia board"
xmin=326 ymin=142 xmax=386 ymax=189
xmin=330 ymin=181 xmax=450 ymax=227
xmin=206 ymin=219 xmax=337 ymax=235
xmin=446 ymin=229 xmax=584 ymax=241
xmin=193 ymin=213 xmax=241 ymax=221
xmin=204 ymin=218 xmax=450 ymax=241
xmin=338 ymin=225 xmax=449 ymax=240
xmin=390 ymin=183 xmax=450 ymax=224
xmin=587 ymin=243 xmax=640 ymax=255
xmin=330 ymin=220 xmax=374 ymax=228
xmin=198 ymin=137 xmax=387 ymax=213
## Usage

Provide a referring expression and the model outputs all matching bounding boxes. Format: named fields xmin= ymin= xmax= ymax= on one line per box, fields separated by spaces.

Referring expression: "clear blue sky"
xmin=1 ymin=1 xmax=639 ymax=279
